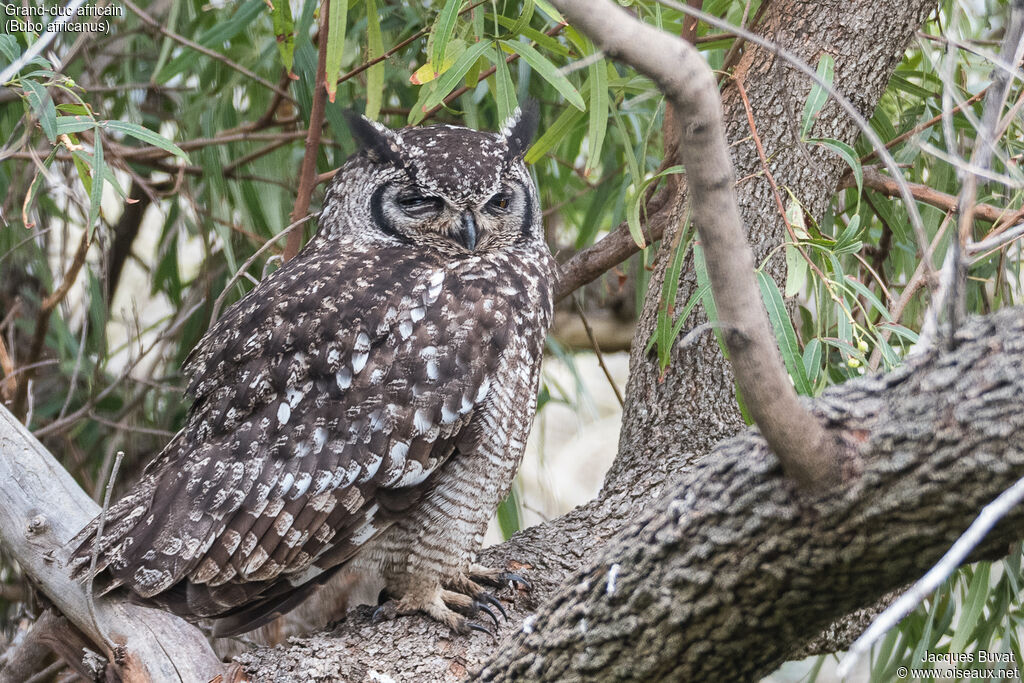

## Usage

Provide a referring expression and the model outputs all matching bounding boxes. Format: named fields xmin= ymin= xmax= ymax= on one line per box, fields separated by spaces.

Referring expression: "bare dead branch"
xmin=0 ymin=406 xmax=224 ymax=681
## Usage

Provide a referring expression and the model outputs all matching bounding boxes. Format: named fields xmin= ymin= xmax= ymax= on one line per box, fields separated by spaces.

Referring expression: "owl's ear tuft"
xmin=501 ymin=100 xmax=540 ymax=161
xmin=344 ymin=111 xmax=403 ymax=164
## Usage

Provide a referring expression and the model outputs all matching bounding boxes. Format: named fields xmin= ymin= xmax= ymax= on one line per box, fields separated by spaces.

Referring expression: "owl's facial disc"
xmin=371 ymin=177 xmax=533 ymax=254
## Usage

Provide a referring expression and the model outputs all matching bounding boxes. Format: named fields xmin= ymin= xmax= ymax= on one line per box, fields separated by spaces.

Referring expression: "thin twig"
xmin=286 ymin=2 xmax=331 ymax=262
xmin=86 ymin=451 xmax=124 ymax=655
xmin=120 ymin=0 xmax=295 ymax=103
xmin=12 ymin=229 xmax=92 ymax=419
xmin=654 ymin=0 xmax=932 ymax=276
xmin=837 ymin=473 xmax=1024 ymax=678
xmin=573 ymin=296 xmax=624 ymax=408
xmin=968 ymin=221 xmax=1024 ymax=260
xmin=211 ymin=214 xmax=315 ymax=324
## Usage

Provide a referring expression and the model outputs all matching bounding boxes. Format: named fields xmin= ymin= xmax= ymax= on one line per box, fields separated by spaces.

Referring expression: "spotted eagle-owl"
xmin=68 ymin=106 xmax=556 ymax=636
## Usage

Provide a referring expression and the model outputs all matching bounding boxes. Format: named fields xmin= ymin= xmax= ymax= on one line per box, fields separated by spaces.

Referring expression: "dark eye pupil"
xmin=487 ymin=193 xmax=511 ymax=211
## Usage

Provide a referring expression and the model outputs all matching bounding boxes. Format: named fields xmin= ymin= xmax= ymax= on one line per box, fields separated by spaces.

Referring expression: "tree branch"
xmin=0 ymin=405 xmax=225 ymax=681
xmin=547 ymin=0 xmax=841 ymax=490
xmin=285 ymin=2 xmax=331 ymax=263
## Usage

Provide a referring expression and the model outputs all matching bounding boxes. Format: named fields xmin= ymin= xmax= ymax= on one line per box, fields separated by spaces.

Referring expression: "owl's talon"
xmin=500 ymin=572 xmax=532 ymax=592
xmin=478 ymin=591 xmax=508 ymax=620
xmin=465 ymin=620 xmax=495 ymax=639
xmin=371 ymin=600 xmax=399 ymax=624
xmin=473 ymin=600 xmax=501 ymax=628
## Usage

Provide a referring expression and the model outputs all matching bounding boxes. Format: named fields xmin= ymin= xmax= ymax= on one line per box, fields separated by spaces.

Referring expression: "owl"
xmin=68 ymin=105 xmax=557 ymax=637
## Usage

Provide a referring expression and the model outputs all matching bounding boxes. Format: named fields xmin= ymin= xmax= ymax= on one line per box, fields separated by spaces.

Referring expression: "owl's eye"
xmin=396 ymin=192 xmax=443 ymax=218
xmin=484 ymin=192 xmax=512 ymax=214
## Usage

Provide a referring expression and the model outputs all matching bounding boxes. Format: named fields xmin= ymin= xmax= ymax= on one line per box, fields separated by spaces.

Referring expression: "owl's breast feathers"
xmin=67 ymin=239 xmax=555 ymax=626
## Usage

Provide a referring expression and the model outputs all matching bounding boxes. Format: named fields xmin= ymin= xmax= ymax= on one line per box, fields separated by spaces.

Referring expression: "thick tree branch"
xmin=477 ymin=306 xmax=1024 ymax=680
xmin=0 ymin=405 xmax=224 ymax=681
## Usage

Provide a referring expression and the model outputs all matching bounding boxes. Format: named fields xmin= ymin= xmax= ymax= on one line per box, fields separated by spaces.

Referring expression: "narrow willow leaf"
xmin=364 ymin=0 xmax=384 ymax=120
xmin=325 ymin=0 xmax=349 ymax=102
xmin=23 ymin=79 xmax=57 ymax=143
xmin=491 ymin=48 xmax=517 ymax=122
xmin=800 ymin=53 xmax=834 ymax=138
xmin=802 ymin=337 xmax=822 ymax=389
xmin=56 ymin=115 xmax=95 ymax=135
xmin=421 ymin=40 xmax=491 ymax=110
xmin=784 ymin=243 xmax=807 ymax=297
xmin=523 ymin=101 xmax=584 ymax=164
xmin=757 ymin=271 xmax=813 ymax=396
xmin=431 ymin=0 xmax=463 ymax=70
xmin=496 ymin=486 xmax=522 ymax=540
xmin=156 ymin=0 xmax=264 ymax=83
xmin=586 ymin=55 xmax=609 ymax=174
xmin=499 ymin=39 xmax=584 ymax=110
xmin=533 ymin=0 xmax=565 ymax=24
xmin=842 ymin=274 xmax=891 ymax=321
xmin=810 ymin=136 xmax=863 ymax=203
xmin=507 ymin=0 xmax=535 ymax=38
xmin=268 ymin=0 xmax=296 ymax=74
xmin=88 ymin=134 xmax=105 ymax=235
xmin=101 ymin=120 xmax=190 ymax=162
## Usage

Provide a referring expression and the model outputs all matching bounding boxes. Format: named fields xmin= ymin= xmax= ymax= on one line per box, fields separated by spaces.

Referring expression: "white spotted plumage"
xmin=69 ymin=106 xmax=556 ymax=637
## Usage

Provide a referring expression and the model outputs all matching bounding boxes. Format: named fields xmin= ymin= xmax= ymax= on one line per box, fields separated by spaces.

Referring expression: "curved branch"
xmin=0 ymin=406 xmax=225 ymax=681
xmin=549 ymin=0 xmax=841 ymax=489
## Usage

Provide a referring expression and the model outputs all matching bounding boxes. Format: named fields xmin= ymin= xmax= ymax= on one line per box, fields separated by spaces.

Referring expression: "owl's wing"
xmin=68 ymin=243 xmax=516 ymax=628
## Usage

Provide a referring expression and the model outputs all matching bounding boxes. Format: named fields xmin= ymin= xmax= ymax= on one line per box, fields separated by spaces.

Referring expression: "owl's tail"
xmin=65 ymin=474 xmax=160 ymax=596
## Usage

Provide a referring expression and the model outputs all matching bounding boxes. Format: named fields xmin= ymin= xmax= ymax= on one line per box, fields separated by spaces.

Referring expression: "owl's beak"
xmin=458 ymin=210 xmax=478 ymax=251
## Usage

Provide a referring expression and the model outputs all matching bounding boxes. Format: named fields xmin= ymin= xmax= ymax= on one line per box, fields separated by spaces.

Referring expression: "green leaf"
xmin=802 ymin=338 xmax=822 ymax=389
xmin=533 ymin=0 xmax=566 ymax=24
xmin=56 ymin=115 xmax=95 ymax=135
xmin=88 ymin=134 xmax=105 ymax=234
xmin=324 ymin=0 xmax=349 ymax=102
xmin=269 ymin=0 xmax=296 ymax=73
xmin=842 ymin=274 xmax=891 ymax=321
xmin=490 ymin=48 xmax=517 ymax=122
xmin=524 ymin=99 xmax=585 ymax=164
xmin=431 ymin=0 xmax=463 ymax=71
xmin=586 ymin=55 xmax=609 ymax=174
xmin=100 ymin=120 xmax=190 ymax=163
xmin=0 ymin=34 xmax=19 ymax=65
xmin=364 ymin=0 xmax=384 ymax=120
xmin=499 ymin=39 xmax=584 ymax=110
xmin=507 ymin=0 xmax=535 ymax=38
xmin=784 ymin=243 xmax=807 ymax=297
xmin=800 ymin=53 xmax=834 ymax=138
xmin=421 ymin=39 xmax=491 ymax=111
xmin=23 ymin=79 xmax=57 ymax=143
xmin=810 ymin=137 xmax=862 ymax=205
xmin=757 ymin=271 xmax=813 ymax=396
xmin=496 ymin=486 xmax=522 ymax=540
xmin=155 ymin=0 xmax=264 ymax=83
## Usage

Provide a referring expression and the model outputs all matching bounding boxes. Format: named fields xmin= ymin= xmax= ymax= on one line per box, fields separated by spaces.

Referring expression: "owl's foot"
xmin=371 ymin=586 xmax=498 ymax=637
xmin=467 ymin=562 xmax=533 ymax=592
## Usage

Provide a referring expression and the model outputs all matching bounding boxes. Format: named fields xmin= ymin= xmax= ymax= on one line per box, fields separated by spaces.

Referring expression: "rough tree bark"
xmin=234 ymin=0 xmax=954 ymax=680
